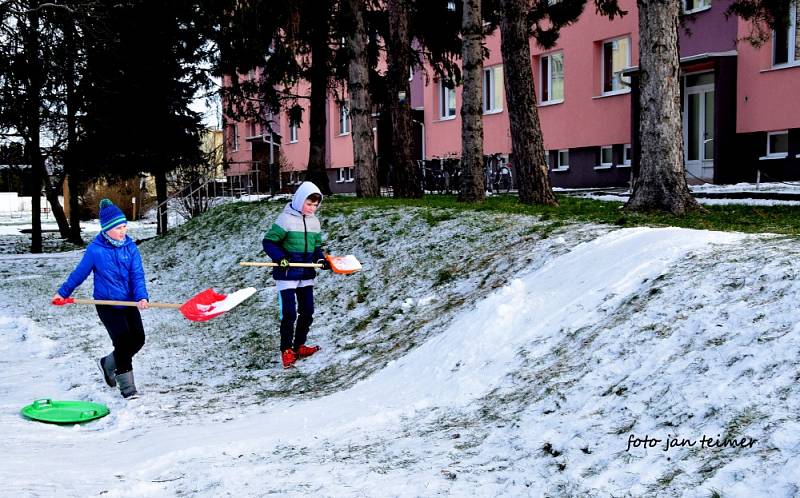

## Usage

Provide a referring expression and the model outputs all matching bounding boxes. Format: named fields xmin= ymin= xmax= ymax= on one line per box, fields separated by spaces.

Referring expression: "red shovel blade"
xmin=179 ymin=287 xmax=257 ymax=322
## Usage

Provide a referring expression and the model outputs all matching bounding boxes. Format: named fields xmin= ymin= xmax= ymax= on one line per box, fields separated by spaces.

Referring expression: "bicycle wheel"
xmin=498 ymin=167 xmax=512 ymax=193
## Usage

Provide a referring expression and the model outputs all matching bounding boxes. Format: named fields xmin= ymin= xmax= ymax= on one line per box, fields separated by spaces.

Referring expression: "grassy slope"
xmin=134 ymin=199 xmax=611 ymax=413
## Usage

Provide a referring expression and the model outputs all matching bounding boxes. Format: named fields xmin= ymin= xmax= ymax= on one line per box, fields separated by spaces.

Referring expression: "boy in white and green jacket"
xmin=262 ymin=181 xmax=329 ymax=369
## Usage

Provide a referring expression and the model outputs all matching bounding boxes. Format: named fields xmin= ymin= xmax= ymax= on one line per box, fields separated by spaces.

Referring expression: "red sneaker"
xmin=295 ymin=344 xmax=321 ymax=358
xmin=281 ymin=349 xmax=297 ymax=369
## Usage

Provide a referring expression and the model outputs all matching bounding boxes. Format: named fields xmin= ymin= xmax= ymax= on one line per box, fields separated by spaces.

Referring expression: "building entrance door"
xmin=684 ymin=72 xmax=715 ymax=182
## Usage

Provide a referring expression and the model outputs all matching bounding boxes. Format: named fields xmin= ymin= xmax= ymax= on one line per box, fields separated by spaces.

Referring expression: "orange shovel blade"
xmin=325 ymin=254 xmax=362 ymax=275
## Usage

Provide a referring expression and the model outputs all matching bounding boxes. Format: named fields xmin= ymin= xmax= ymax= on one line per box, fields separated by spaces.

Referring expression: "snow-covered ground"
xmin=563 ymin=181 xmax=800 ymax=206
xmin=1 ymin=200 xmax=799 ymax=497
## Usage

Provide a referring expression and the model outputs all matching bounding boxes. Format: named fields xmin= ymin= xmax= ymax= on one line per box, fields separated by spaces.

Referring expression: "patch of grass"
xmin=321 ymin=194 xmax=800 ymax=235
xmin=353 ymin=308 xmax=380 ymax=332
xmin=418 ymin=208 xmax=456 ymax=226
xmin=356 ymin=276 xmax=369 ymax=303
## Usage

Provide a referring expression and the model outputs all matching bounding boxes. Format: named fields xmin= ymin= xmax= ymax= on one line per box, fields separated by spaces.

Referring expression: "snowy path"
xmin=1 ymin=227 xmax=751 ymax=497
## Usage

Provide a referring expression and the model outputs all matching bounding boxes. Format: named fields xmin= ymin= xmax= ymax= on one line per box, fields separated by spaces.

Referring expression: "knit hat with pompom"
xmin=99 ymin=198 xmax=127 ymax=232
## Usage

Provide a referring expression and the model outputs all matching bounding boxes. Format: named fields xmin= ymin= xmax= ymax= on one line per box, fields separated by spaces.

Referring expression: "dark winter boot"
xmin=97 ymin=354 xmax=116 ymax=387
xmin=115 ymin=371 xmax=138 ymax=399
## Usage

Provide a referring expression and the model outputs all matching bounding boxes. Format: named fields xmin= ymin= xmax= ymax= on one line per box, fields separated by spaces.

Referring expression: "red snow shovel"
xmin=239 ymin=254 xmax=362 ymax=275
xmin=51 ymin=287 xmax=257 ymax=322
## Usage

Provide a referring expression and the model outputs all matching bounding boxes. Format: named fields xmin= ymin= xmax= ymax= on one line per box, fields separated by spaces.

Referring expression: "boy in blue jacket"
xmin=52 ymin=199 xmax=149 ymax=398
xmin=262 ymin=181 xmax=329 ymax=369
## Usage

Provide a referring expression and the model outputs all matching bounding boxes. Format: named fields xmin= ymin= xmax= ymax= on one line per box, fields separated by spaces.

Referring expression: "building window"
xmin=248 ymin=121 xmax=258 ymax=138
xmin=683 ymin=0 xmax=711 ymax=14
xmin=540 ymin=52 xmax=564 ymax=103
xmin=773 ymin=3 xmax=799 ymax=66
xmin=602 ymin=37 xmax=631 ymax=94
xmin=337 ymin=167 xmax=355 ymax=183
xmin=767 ymin=131 xmax=789 ymax=158
xmin=483 ymin=65 xmax=504 ymax=113
xmin=439 ymin=82 xmax=456 ymax=119
xmin=289 ymin=123 xmax=298 ymax=143
xmin=230 ymin=124 xmax=239 ymax=152
xmin=597 ymin=145 xmax=614 ymax=168
xmin=622 ymin=144 xmax=632 ymax=166
xmin=553 ymin=149 xmax=569 ymax=170
xmin=339 ymin=105 xmax=350 ymax=135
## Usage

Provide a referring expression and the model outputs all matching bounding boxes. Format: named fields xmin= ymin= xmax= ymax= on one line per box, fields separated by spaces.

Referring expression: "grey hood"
xmin=290 ymin=181 xmax=323 ymax=213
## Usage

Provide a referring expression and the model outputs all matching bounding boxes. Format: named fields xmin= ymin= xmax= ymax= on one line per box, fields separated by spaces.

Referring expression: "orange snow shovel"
xmin=51 ymin=287 xmax=257 ymax=322
xmin=239 ymin=254 xmax=362 ymax=275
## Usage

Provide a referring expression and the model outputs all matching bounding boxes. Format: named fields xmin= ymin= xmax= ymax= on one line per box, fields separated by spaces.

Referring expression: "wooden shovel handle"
xmin=71 ymin=298 xmax=181 ymax=309
xmin=239 ymin=262 xmax=322 ymax=268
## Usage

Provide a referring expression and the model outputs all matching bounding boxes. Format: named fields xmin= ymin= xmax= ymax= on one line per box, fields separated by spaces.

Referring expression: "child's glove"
xmin=52 ymin=295 xmax=67 ymax=306
xmin=317 ymin=258 xmax=331 ymax=270
xmin=278 ymin=258 xmax=290 ymax=269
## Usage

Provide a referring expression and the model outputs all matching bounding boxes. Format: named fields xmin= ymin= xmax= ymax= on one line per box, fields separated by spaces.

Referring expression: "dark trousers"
xmin=96 ymin=305 xmax=146 ymax=374
xmin=278 ymin=286 xmax=314 ymax=352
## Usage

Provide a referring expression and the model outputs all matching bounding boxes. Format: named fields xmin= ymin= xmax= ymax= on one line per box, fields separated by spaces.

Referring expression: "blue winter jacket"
xmin=58 ymin=234 xmax=149 ymax=302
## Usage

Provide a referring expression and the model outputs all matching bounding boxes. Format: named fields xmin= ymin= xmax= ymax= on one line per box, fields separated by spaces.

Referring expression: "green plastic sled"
xmin=21 ymin=398 xmax=110 ymax=424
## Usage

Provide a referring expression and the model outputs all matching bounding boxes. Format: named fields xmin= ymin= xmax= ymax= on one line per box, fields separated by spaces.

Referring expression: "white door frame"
xmin=683 ymin=72 xmax=715 ymax=181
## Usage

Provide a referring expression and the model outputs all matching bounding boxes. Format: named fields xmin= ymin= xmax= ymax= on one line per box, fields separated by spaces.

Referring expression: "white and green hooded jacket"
xmin=262 ymin=181 xmax=325 ymax=281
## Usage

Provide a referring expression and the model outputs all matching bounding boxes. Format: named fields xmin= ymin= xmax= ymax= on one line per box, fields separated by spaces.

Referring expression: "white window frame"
xmin=595 ymin=145 xmax=614 ymax=169
xmin=248 ymin=121 xmax=259 ymax=139
xmin=483 ymin=65 xmax=504 ymax=114
xmin=773 ymin=2 xmax=799 ymax=67
xmin=289 ymin=122 xmax=298 ymax=143
xmin=601 ymin=37 xmax=632 ymax=96
xmin=439 ymin=82 xmax=456 ymax=120
xmin=760 ymin=131 xmax=789 ymax=160
xmin=553 ymin=149 xmax=569 ymax=171
xmin=683 ymin=0 xmax=711 ymax=15
xmin=230 ymin=124 xmax=239 ymax=152
xmin=540 ymin=52 xmax=565 ymax=105
xmin=339 ymin=105 xmax=350 ymax=135
xmin=336 ymin=166 xmax=355 ymax=183
xmin=620 ymin=144 xmax=632 ymax=167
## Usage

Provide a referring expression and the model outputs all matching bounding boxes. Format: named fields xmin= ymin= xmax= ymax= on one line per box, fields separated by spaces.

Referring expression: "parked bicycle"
xmin=417 ymin=160 xmax=447 ymax=194
xmin=418 ymin=158 xmax=462 ymax=194
xmin=485 ymin=153 xmax=513 ymax=193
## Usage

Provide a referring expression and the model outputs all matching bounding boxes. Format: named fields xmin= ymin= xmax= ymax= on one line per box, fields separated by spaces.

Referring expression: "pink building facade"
xmin=224 ymin=1 xmax=800 ymax=192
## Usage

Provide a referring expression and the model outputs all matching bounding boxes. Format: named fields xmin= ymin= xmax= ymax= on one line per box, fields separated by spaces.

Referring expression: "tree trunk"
xmin=459 ymin=0 xmax=486 ymax=203
xmin=625 ymin=0 xmax=701 ymax=214
xmin=64 ymin=16 xmax=83 ymax=245
xmin=40 ymin=166 xmax=70 ymax=237
xmin=499 ymin=0 xmax=557 ymax=206
xmin=306 ymin=11 xmax=332 ymax=195
xmin=66 ymin=160 xmax=83 ymax=246
xmin=387 ymin=0 xmax=422 ymax=198
xmin=155 ymin=170 xmax=168 ymax=235
xmin=25 ymin=4 xmax=42 ymax=253
xmin=344 ymin=0 xmax=380 ymax=198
